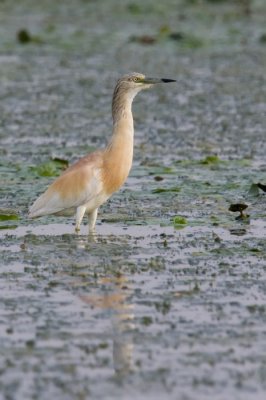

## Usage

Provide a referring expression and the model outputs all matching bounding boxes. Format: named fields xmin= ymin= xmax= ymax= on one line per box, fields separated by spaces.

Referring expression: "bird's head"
xmin=112 ymin=72 xmax=176 ymax=119
xmin=117 ymin=72 xmax=176 ymax=92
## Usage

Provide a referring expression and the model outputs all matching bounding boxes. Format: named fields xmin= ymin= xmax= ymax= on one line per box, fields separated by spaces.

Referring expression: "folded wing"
xmin=29 ymin=152 xmax=103 ymax=218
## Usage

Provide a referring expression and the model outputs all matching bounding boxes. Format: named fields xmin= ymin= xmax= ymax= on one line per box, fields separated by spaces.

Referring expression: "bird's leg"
xmin=75 ymin=205 xmax=86 ymax=232
xmin=88 ymin=208 xmax=98 ymax=234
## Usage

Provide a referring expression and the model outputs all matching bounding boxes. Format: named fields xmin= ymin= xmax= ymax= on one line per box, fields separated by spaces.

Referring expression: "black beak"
xmin=161 ymin=78 xmax=176 ymax=83
xmin=143 ymin=77 xmax=176 ymax=84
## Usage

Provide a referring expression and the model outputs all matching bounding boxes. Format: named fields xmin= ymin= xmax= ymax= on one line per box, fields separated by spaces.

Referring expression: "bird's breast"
xmin=102 ymin=148 xmax=133 ymax=195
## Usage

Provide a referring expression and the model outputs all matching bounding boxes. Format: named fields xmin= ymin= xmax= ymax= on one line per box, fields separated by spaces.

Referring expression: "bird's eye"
xmin=132 ymin=77 xmax=139 ymax=82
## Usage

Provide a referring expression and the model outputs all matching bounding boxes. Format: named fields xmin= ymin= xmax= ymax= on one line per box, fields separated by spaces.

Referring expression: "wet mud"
xmin=1 ymin=1 xmax=266 ymax=399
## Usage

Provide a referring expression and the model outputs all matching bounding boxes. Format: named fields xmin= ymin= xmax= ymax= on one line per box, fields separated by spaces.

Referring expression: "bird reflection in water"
xmin=80 ymin=274 xmax=135 ymax=376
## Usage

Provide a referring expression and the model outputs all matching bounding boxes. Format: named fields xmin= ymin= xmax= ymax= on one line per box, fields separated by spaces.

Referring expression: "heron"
xmin=29 ymin=72 xmax=176 ymax=233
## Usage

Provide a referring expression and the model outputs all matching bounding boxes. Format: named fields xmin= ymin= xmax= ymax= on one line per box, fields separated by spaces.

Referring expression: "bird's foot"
xmin=88 ymin=229 xmax=97 ymax=242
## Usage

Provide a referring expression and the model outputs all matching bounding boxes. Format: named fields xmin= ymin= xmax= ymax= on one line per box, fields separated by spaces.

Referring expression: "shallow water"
xmin=1 ymin=0 xmax=266 ymax=399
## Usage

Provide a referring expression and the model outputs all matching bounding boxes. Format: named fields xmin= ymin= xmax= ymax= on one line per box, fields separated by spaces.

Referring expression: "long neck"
xmin=106 ymin=88 xmax=136 ymax=160
xmin=103 ymin=87 xmax=137 ymax=194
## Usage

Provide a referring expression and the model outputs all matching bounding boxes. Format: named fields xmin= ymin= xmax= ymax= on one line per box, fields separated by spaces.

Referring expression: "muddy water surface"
xmin=1 ymin=1 xmax=266 ymax=399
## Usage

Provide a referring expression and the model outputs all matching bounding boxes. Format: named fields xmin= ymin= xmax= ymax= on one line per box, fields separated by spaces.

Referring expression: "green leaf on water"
xmin=152 ymin=187 xmax=180 ymax=194
xmin=52 ymin=157 xmax=69 ymax=167
xmin=248 ymin=183 xmax=260 ymax=197
xmin=17 ymin=29 xmax=44 ymax=45
xmin=0 ymin=224 xmax=18 ymax=229
xmin=181 ymin=34 xmax=204 ymax=49
xmin=0 ymin=209 xmax=19 ymax=221
xmin=173 ymin=215 xmax=187 ymax=228
xmin=127 ymin=3 xmax=142 ymax=14
xmin=30 ymin=158 xmax=69 ymax=177
xmin=0 ymin=214 xmax=19 ymax=221
xmin=141 ymin=316 xmax=153 ymax=326
xmin=200 ymin=155 xmax=220 ymax=165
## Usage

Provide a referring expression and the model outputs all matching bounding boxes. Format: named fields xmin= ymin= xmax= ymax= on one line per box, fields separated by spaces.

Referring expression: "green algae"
xmin=0 ymin=213 xmax=19 ymax=221
xmin=29 ymin=158 xmax=69 ymax=177
xmin=173 ymin=215 xmax=188 ymax=227
xmin=200 ymin=155 xmax=221 ymax=165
